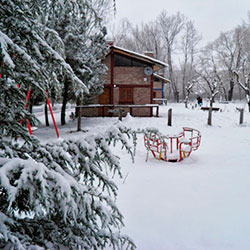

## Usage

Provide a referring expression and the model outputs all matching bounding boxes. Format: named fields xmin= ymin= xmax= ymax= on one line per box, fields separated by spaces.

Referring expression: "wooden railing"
xmin=76 ymin=104 xmax=159 ymax=131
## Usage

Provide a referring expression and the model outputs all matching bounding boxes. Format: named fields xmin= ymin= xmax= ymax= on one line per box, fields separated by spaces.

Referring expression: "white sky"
xmin=113 ymin=0 xmax=250 ymax=45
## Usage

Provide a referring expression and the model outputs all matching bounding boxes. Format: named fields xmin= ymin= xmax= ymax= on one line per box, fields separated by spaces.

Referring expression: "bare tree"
xmin=158 ymin=11 xmax=185 ymax=102
xmin=107 ymin=18 xmax=132 ymax=46
xmin=234 ymin=71 xmax=250 ymax=112
xmin=197 ymin=46 xmax=220 ymax=125
xmin=112 ymin=19 xmax=166 ymax=64
xmin=93 ymin=0 xmax=114 ymax=24
xmin=179 ymin=20 xmax=201 ymax=100
xmin=184 ymin=80 xmax=195 ymax=108
xmin=231 ymin=20 xmax=250 ymax=110
xmin=130 ymin=21 xmax=164 ymax=60
xmin=210 ymin=28 xmax=243 ymax=101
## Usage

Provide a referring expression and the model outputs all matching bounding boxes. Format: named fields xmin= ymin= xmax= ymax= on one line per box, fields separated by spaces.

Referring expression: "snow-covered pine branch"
xmin=33 ymin=31 xmax=89 ymax=96
xmin=0 ymin=125 xmax=136 ymax=250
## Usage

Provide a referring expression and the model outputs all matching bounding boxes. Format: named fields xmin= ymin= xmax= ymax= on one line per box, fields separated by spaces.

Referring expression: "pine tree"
xmin=0 ymin=1 xmax=135 ymax=249
xmin=45 ymin=0 xmax=109 ymax=125
xmin=0 ymin=0 xmax=88 ymax=112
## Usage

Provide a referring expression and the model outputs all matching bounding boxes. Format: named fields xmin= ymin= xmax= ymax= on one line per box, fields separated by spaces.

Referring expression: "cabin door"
xmin=98 ymin=87 xmax=111 ymax=116
xmin=119 ymin=87 xmax=133 ymax=104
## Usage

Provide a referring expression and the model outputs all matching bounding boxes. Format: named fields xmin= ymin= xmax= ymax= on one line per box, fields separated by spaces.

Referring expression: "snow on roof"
xmin=107 ymin=45 xmax=168 ymax=69
xmin=153 ymin=73 xmax=170 ymax=83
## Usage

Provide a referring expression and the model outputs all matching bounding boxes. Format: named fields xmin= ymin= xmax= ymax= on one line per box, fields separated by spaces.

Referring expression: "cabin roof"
xmin=106 ymin=45 xmax=167 ymax=71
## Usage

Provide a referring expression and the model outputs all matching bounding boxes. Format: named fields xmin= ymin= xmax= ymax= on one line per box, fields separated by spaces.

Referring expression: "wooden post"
xmin=77 ymin=107 xmax=81 ymax=131
xmin=237 ymin=108 xmax=244 ymax=125
xmin=102 ymin=106 xmax=105 ymax=117
xmin=156 ymin=106 xmax=159 ymax=117
xmin=239 ymin=108 xmax=244 ymax=124
xmin=44 ymin=103 xmax=49 ymax=127
xmin=119 ymin=109 xmax=123 ymax=121
xmin=167 ymin=108 xmax=172 ymax=126
xmin=207 ymin=107 xmax=212 ymax=126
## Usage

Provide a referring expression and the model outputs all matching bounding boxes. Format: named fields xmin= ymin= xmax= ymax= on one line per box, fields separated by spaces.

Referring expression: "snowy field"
xmin=34 ymin=102 xmax=250 ymax=250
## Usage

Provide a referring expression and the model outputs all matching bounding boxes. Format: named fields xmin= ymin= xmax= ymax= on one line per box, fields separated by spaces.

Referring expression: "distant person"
xmin=197 ymin=96 xmax=203 ymax=106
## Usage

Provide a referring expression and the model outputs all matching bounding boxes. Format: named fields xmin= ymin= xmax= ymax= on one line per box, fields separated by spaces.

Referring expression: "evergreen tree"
xmin=45 ymin=0 xmax=109 ymax=125
xmin=0 ymin=1 xmax=135 ymax=249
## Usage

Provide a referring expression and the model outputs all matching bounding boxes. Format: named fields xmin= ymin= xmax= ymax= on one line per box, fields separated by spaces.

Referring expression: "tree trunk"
xmin=247 ymin=94 xmax=250 ymax=112
xmin=238 ymin=85 xmax=242 ymax=100
xmin=75 ymin=98 xmax=81 ymax=117
xmin=44 ymin=103 xmax=49 ymax=127
xmin=184 ymin=97 xmax=188 ymax=108
xmin=221 ymin=84 xmax=228 ymax=101
xmin=175 ymin=90 xmax=180 ymax=103
xmin=228 ymin=78 xmax=234 ymax=101
xmin=167 ymin=48 xmax=179 ymax=103
xmin=61 ymin=80 xmax=69 ymax=125
xmin=182 ymin=54 xmax=188 ymax=100
xmin=29 ymin=96 xmax=33 ymax=114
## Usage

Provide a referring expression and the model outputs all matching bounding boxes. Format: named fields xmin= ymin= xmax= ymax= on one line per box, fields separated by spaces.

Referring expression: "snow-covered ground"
xmin=34 ymin=102 xmax=250 ymax=250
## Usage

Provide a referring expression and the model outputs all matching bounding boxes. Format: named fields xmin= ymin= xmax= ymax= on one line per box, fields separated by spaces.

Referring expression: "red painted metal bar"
xmin=179 ymin=142 xmax=183 ymax=161
xmin=45 ymin=90 xmax=59 ymax=138
xmin=24 ymin=88 xmax=31 ymax=110
xmin=26 ymin=119 xmax=32 ymax=135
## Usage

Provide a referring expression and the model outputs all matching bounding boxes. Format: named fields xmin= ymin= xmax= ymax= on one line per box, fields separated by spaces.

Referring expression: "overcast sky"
xmin=113 ymin=0 xmax=250 ymax=45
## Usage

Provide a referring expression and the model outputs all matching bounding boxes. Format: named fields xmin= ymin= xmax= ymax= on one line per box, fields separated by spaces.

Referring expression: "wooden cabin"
xmin=80 ymin=45 xmax=167 ymax=117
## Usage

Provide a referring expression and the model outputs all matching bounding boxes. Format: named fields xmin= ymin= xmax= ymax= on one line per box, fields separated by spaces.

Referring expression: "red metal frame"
xmin=16 ymin=84 xmax=59 ymax=138
xmin=45 ymin=90 xmax=59 ymax=138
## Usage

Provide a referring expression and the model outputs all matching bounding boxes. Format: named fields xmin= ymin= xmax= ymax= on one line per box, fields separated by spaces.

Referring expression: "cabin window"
xmin=119 ymin=87 xmax=133 ymax=104
xmin=153 ymin=76 xmax=161 ymax=82
xmin=114 ymin=54 xmax=148 ymax=67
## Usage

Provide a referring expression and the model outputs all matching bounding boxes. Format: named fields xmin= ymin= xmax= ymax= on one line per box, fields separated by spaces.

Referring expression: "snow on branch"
xmin=0 ymin=32 xmax=15 ymax=69
xmin=233 ymin=70 xmax=249 ymax=92
xmin=0 ymin=31 xmax=39 ymax=71
xmin=33 ymin=32 xmax=89 ymax=95
xmin=0 ymin=212 xmax=14 ymax=242
xmin=0 ymin=124 xmax=136 ymax=249
xmin=185 ymin=81 xmax=194 ymax=92
xmin=212 ymin=90 xmax=219 ymax=99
